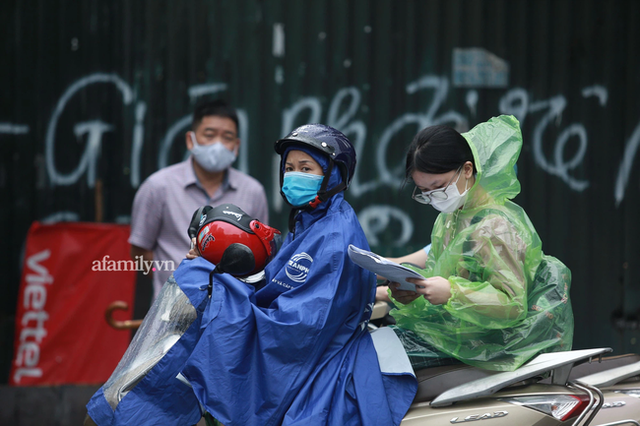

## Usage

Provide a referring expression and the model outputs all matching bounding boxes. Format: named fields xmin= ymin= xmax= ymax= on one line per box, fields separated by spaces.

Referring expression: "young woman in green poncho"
xmin=388 ymin=115 xmax=574 ymax=372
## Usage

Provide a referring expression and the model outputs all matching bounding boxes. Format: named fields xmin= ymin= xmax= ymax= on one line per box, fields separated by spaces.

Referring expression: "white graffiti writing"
xmin=615 ymin=120 xmax=640 ymax=206
xmin=45 ymin=73 xmax=133 ymax=187
xmin=0 ymin=123 xmax=30 ymax=134
xmin=31 ymin=72 xmax=638 ymax=247
xmin=358 ymin=205 xmax=414 ymax=247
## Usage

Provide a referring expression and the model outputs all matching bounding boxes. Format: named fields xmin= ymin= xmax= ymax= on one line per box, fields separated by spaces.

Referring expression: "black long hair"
xmin=405 ymin=125 xmax=475 ymax=179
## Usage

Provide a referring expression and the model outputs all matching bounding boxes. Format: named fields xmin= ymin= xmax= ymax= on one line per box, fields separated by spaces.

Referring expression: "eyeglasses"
xmin=411 ymin=166 xmax=462 ymax=205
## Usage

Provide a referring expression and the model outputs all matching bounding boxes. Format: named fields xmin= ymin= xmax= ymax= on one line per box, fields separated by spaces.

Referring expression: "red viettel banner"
xmin=10 ymin=222 xmax=136 ymax=386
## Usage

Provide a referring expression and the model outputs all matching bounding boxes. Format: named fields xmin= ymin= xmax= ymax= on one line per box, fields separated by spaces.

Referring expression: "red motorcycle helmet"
xmin=188 ymin=204 xmax=281 ymax=276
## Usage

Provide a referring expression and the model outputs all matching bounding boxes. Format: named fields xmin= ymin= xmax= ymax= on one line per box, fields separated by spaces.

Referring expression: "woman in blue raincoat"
xmin=85 ymin=125 xmax=416 ymax=426
xmin=181 ymin=124 xmax=416 ymax=425
xmin=388 ymin=115 xmax=574 ymax=372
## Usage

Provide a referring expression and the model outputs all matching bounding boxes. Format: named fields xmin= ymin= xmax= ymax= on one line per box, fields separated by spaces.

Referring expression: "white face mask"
xmin=190 ymin=132 xmax=237 ymax=173
xmin=428 ymin=172 xmax=470 ymax=213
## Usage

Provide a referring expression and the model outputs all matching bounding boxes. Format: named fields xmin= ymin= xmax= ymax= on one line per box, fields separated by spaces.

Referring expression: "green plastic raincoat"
xmin=391 ymin=115 xmax=573 ymax=371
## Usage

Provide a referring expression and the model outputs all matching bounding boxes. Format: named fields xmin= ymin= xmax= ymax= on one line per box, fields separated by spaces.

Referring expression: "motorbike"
xmin=99 ymin=278 xmax=640 ymax=426
xmin=399 ymin=346 xmax=640 ymax=426
xmin=369 ymin=302 xmax=640 ymax=426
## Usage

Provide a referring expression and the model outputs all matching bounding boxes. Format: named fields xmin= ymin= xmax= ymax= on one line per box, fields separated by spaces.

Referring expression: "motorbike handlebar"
xmin=105 ymin=301 xmax=143 ymax=330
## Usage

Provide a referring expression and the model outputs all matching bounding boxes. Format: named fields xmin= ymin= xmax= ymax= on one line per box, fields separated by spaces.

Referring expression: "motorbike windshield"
xmin=102 ymin=276 xmax=197 ymax=410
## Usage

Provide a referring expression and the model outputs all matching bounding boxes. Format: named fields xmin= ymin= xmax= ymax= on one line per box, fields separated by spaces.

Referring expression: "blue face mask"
xmin=282 ymin=172 xmax=324 ymax=206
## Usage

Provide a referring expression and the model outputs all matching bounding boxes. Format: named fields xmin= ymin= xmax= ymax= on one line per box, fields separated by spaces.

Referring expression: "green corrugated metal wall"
xmin=1 ymin=0 xmax=639 ymax=382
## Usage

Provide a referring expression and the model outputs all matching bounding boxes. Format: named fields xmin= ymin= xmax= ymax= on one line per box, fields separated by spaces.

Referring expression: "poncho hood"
xmin=463 ymin=115 xmax=522 ymax=206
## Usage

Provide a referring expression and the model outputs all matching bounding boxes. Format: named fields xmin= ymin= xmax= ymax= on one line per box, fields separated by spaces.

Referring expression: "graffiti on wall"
xmin=6 ymin=72 xmax=640 ymax=246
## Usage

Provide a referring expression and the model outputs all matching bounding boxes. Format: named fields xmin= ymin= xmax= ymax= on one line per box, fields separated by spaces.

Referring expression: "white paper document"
xmin=347 ymin=245 xmax=423 ymax=292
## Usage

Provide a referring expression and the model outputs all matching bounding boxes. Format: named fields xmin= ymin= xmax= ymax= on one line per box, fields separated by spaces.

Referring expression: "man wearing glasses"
xmin=129 ymin=99 xmax=269 ymax=300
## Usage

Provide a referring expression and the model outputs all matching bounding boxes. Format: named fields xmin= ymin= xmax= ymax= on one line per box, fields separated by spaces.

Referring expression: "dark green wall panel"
xmin=1 ymin=0 xmax=639 ymax=382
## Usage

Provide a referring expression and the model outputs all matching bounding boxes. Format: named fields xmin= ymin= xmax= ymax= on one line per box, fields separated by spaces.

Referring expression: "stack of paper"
xmin=347 ymin=245 xmax=423 ymax=292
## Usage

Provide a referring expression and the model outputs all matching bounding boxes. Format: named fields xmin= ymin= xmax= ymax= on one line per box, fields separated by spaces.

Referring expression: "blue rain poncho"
xmin=183 ymin=192 xmax=416 ymax=425
xmin=86 ymin=191 xmax=417 ymax=425
xmin=391 ymin=115 xmax=574 ymax=371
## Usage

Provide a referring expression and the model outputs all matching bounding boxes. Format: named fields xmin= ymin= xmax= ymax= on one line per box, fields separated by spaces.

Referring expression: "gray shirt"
xmin=129 ymin=157 xmax=269 ymax=297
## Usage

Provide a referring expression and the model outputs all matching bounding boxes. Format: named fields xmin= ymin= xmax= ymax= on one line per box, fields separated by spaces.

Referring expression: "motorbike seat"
xmin=413 ymin=353 xmax=640 ymax=404
xmin=413 ymin=364 xmax=502 ymax=403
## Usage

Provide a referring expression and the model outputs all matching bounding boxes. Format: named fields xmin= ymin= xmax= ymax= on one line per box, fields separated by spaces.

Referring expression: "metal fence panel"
xmin=1 ymin=0 xmax=639 ymax=382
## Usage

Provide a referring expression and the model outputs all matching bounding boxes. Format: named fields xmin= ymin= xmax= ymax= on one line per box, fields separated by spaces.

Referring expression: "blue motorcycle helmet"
xmin=274 ymin=124 xmax=356 ymax=209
